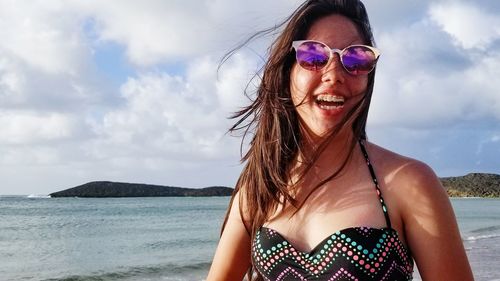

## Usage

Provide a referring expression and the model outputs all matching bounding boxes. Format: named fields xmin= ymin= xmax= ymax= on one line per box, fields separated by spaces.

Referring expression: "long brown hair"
xmin=221 ymin=0 xmax=376 ymax=279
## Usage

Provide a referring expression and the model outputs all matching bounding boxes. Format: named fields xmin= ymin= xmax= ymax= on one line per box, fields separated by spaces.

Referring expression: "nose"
xmin=321 ymin=54 xmax=345 ymax=84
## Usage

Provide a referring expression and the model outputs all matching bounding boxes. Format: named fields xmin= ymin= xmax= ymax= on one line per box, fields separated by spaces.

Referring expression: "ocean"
xmin=0 ymin=196 xmax=498 ymax=281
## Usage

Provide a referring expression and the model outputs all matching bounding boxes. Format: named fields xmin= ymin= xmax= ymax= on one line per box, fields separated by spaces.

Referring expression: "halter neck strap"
xmin=359 ymin=140 xmax=392 ymax=229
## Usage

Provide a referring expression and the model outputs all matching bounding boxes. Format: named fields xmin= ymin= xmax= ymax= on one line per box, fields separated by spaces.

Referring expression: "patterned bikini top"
xmin=251 ymin=141 xmax=414 ymax=280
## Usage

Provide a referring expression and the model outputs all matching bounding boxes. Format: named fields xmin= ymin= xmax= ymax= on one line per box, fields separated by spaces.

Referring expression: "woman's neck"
xmin=290 ymin=126 xmax=360 ymax=184
xmin=302 ymin=125 xmax=355 ymax=160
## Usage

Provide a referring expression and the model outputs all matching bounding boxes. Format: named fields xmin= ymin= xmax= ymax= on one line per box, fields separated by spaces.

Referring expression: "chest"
xmin=263 ymin=180 xmax=389 ymax=253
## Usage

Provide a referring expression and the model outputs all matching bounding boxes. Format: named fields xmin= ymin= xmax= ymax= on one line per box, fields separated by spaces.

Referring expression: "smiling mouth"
xmin=315 ymin=94 xmax=345 ymax=109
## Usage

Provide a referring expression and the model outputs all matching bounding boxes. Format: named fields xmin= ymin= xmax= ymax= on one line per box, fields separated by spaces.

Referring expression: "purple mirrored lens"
xmin=296 ymin=42 xmax=329 ymax=70
xmin=342 ymin=46 xmax=377 ymax=74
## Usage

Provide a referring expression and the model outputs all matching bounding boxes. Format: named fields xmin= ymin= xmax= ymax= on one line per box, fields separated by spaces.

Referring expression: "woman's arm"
xmin=399 ymin=161 xmax=474 ymax=280
xmin=206 ymin=191 xmax=252 ymax=281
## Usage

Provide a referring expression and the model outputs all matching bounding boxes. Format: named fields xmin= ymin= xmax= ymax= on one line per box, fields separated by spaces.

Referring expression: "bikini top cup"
xmin=252 ymin=141 xmax=414 ymax=280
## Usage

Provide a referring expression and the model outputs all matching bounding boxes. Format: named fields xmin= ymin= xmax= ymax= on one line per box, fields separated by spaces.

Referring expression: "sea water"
xmin=0 ymin=196 xmax=498 ymax=281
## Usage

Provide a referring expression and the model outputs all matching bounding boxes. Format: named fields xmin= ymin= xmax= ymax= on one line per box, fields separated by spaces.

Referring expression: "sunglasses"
xmin=291 ymin=40 xmax=380 ymax=75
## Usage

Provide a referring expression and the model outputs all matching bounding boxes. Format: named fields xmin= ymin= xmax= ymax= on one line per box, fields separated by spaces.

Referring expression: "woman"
xmin=207 ymin=0 xmax=473 ymax=280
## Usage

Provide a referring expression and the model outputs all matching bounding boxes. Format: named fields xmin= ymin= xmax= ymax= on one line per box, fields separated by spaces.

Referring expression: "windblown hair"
xmin=221 ymin=0 xmax=377 ymax=279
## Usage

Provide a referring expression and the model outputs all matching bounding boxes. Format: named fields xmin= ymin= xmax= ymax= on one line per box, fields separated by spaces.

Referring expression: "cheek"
xmin=350 ymin=76 xmax=369 ymax=97
xmin=290 ymin=65 xmax=315 ymax=106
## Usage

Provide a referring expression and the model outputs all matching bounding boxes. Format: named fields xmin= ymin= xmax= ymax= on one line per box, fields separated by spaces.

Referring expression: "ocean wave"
xmin=463 ymin=234 xmax=500 ymax=242
xmin=41 ymin=262 xmax=211 ymax=281
xmin=145 ymin=238 xmax=215 ymax=250
xmin=469 ymin=225 xmax=500 ymax=234
xmin=27 ymin=194 xmax=51 ymax=198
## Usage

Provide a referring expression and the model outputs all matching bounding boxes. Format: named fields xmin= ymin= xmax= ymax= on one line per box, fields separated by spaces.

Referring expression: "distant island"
xmin=49 ymin=173 xmax=499 ymax=198
xmin=441 ymin=173 xmax=499 ymax=198
xmin=50 ymin=181 xmax=234 ymax=197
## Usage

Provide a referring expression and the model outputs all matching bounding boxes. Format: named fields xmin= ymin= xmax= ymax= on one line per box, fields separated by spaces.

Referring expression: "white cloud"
xmin=0 ymin=57 xmax=27 ymax=105
xmin=0 ymin=111 xmax=76 ymax=145
xmin=71 ymin=0 xmax=297 ymax=66
xmin=0 ymin=0 xmax=89 ymax=74
xmin=0 ymin=146 xmax=61 ymax=165
xmin=216 ymin=54 xmax=260 ymax=112
xmin=370 ymin=11 xmax=500 ymax=129
xmin=89 ymin=54 xmax=253 ymax=160
xmin=429 ymin=1 xmax=500 ymax=50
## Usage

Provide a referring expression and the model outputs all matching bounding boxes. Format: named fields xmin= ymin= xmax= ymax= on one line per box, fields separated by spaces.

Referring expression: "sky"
xmin=1 ymin=0 xmax=499 ymax=195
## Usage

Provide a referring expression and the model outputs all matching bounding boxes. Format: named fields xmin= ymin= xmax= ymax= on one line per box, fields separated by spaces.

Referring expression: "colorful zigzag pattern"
xmin=252 ymin=226 xmax=413 ymax=280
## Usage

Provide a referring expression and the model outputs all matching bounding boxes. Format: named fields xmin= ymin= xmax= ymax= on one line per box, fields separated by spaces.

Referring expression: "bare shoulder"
xmin=364 ymin=141 xmax=474 ymax=279
xmin=363 ymin=141 xmax=451 ymax=222
xmin=364 ymin=141 xmax=446 ymax=200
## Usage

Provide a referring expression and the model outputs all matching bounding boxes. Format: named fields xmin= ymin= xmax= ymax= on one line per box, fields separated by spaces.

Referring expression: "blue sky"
xmin=1 ymin=0 xmax=499 ymax=195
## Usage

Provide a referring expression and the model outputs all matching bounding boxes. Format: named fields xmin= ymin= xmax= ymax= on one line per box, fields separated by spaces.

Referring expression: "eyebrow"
xmin=345 ymin=38 xmax=364 ymax=46
xmin=325 ymin=38 xmax=364 ymax=49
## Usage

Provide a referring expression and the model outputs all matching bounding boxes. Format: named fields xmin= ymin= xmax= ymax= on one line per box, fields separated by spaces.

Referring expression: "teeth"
xmin=318 ymin=105 xmax=341 ymax=110
xmin=316 ymin=95 xmax=344 ymax=103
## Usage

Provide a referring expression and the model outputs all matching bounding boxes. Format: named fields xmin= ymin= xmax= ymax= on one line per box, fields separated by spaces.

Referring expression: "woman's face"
xmin=290 ymin=14 xmax=369 ymax=138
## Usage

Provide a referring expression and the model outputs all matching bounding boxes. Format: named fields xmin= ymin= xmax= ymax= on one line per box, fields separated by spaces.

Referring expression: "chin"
xmin=309 ymin=126 xmax=336 ymax=138
xmin=314 ymin=122 xmax=354 ymax=138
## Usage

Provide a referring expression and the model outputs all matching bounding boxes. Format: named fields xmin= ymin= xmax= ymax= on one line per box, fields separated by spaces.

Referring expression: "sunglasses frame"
xmin=291 ymin=40 xmax=381 ymax=75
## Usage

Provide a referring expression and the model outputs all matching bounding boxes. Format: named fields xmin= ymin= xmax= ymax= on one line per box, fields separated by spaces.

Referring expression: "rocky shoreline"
xmin=441 ymin=173 xmax=500 ymax=198
xmin=49 ymin=173 xmax=499 ymax=198
xmin=50 ymin=181 xmax=234 ymax=197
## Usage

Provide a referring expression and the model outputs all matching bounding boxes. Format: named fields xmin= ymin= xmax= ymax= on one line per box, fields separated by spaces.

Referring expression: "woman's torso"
xmin=251 ymin=141 xmax=414 ymax=280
